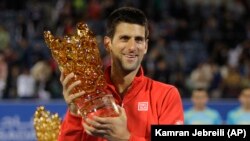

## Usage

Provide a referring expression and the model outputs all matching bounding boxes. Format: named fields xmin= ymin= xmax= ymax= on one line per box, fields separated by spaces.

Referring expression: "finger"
xmin=86 ymin=118 xmax=101 ymax=127
xmin=83 ymin=122 xmax=95 ymax=133
xmin=117 ymin=105 xmax=126 ymax=117
xmin=66 ymin=80 xmax=81 ymax=94
xmin=85 ymin=129 xmax=93 ymax=136
xmin=59 ymin=69 xmax=64 ymax=82
xmin=93 ymin=116 xmax=113 ymax=124
xmin=86 ymin=118 xmax=108 ymax=130
xmin=62 ymin=73 xmax=74 ymax=87
xmin=66 ymin=91 xmax=85 ymax=104
xmin=83 ymin=122 xmax=107 ymax=135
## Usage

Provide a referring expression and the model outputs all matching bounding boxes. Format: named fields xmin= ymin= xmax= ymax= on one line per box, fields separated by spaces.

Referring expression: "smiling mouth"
xmin=124 ymin=54 xmax=138 ymax=58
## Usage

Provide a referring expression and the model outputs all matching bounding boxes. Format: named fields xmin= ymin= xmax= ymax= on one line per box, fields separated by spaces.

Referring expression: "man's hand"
xmin=83 ymin=106 xmax=130 ymax=141
xmin=60 ymin=70 xmax=85 ymax=115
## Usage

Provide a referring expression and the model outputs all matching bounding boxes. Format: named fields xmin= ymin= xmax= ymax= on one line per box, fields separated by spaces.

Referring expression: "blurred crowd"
xmin=0 ymin=0 xmax=250 ymax=100
xmin=185 ymin=87 xmax=250 ymax=124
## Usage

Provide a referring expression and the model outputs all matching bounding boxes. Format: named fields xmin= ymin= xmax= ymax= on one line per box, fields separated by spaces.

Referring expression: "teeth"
xmin=127 ymin=56 xmax=135 ymax=58
xmin=125 ymin=54 xmax=136 ymax=57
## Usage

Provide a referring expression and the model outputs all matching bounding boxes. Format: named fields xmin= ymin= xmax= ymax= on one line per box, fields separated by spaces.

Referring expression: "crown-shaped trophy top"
xmin=44 ymin=22 xmax=97 ymax=50
xmin=43 ymin=21 xmax=102 ymax=68
xmin=33 ymin=106 xmax=61 ymax=141
xmin=43 ymin=22 xmax=106 ymax=94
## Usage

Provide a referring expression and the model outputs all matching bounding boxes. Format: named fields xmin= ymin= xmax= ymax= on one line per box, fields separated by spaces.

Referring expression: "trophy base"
xmin=77 ymin=94 xmax=120 ymax=119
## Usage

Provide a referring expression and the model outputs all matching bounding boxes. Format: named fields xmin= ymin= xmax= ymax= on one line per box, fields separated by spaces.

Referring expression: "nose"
xmin=127 ymin=39 xmax=136 ymax=51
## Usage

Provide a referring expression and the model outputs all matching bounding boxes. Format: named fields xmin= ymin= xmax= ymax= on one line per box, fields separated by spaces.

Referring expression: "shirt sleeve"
xmin=159 ymin=87 xmax=184 ymax=124
xmin=58 ymin=109 xmax=84 ymax=141
xmin=129 ymin=134 xmax=148 ymax=141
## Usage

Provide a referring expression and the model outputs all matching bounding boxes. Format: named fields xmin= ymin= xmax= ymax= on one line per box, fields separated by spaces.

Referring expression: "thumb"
xmin=117 ymin=105 xmax=126 ymax=117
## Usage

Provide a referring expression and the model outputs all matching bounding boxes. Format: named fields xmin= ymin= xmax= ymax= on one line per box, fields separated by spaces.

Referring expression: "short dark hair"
xmin=106 ymin=7 xmax=149 ymax=38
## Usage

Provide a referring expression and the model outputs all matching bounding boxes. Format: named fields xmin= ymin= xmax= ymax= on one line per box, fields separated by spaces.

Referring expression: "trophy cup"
xmin=44 ymin=22 xmax=119 ymax=119
xmin=33 ymin=106 xmax=61 ymax=141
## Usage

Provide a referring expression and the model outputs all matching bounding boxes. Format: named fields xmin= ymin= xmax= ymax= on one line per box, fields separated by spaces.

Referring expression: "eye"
xmin=120 ymin=36 xmax=130 ymax=42
xmin=135 ymin=37 xmax=144 ymax=44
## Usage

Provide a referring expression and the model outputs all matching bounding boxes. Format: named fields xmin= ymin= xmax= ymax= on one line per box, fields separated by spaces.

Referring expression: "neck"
xmin=110 ymin=65 xmax=140 ymax=97
xmin=194 ymin=106 xmax=206 ymax=111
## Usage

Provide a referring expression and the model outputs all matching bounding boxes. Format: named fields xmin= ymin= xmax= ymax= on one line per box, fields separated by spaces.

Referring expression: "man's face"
xmin=191 ymin=91 xmax=208 ymax=109
xmin=105 ymin=22 xmax=148 ymax=72
xmin=239 ymin=89 xmax=250 ymax=109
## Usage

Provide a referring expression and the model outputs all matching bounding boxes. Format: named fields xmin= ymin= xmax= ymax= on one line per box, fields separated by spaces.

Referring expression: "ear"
xmin=104 ymin=36 xmax=111 ymax=52
xmin=144 ymin=39 xmax=149 ymax=54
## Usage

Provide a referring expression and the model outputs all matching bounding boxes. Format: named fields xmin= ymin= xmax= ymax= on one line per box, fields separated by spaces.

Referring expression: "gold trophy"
xmin=33 ymin=106 xmax=61 ymax=141
xmin=44 ymin=22 xmax=119 ymax=119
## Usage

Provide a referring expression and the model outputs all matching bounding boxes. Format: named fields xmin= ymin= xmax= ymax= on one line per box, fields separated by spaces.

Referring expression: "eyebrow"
xmin=135 ymin=36 xmax=145 ymax=40
xmin=118 ymin=35 xmax=145 ymax=40
xmin=119 ymin=35 xmax=130 ymax=39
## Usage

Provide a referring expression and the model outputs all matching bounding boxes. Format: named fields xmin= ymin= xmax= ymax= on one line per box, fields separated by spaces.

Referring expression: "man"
xmin=58 ymin=7 xmax=184 ymax=141
xmin=226 ymin=87 xmax=250 ymax=124
xmin=184 ymin=88 xmax=222 ymax=124
xmin=0 ymin=51 xmax=7 ymax=98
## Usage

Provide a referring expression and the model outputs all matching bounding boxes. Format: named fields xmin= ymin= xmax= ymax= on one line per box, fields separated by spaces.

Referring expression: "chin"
xmin=122 ymin=64 xmax=139 ymax=72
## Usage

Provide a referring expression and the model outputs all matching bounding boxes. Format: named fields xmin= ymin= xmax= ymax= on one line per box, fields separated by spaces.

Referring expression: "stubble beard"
xmin=121 ymin=59 xmax=140 ymax=72
xmin=115 ymin=56 xmax=141 ymax=74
